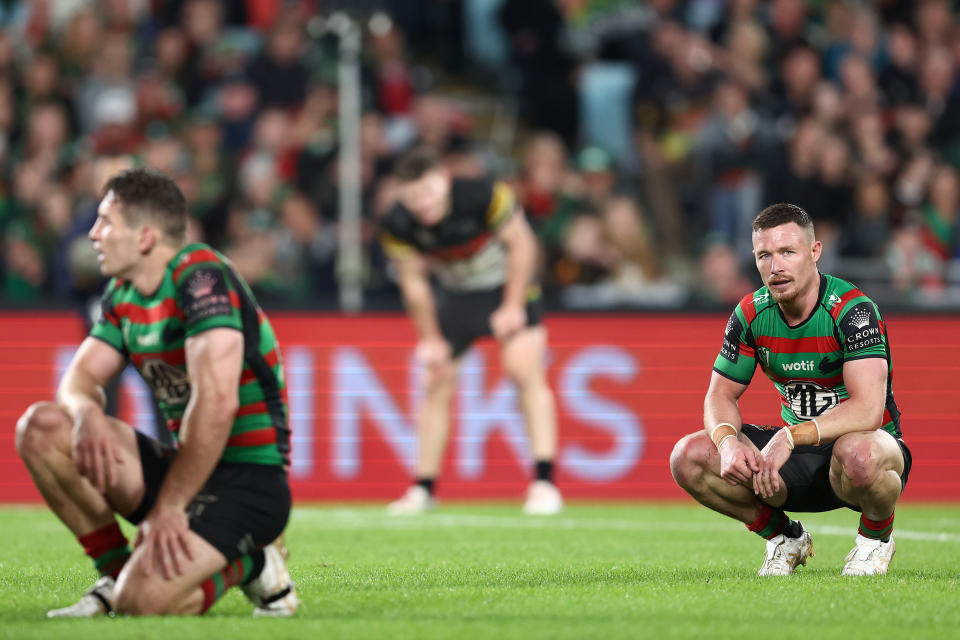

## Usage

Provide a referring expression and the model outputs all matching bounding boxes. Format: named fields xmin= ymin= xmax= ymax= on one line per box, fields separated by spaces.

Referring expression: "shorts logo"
xmin=784 ymin=380 xmax=839 ymax=419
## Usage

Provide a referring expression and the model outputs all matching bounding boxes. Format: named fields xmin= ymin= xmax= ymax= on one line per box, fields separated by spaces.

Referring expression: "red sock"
xmin=78 ymin=522 xmax=131 ymax=579
xmin=199 ymin=552 xmax=263 ymax=614
xmin=747 ymin=505 xmax=789 ymax=540
xmin=859 ymin=512 xmax=894 ymax=542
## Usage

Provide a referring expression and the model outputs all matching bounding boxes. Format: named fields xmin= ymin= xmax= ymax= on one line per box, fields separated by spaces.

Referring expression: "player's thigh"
xmin=500 ymin=325 xmax=548 ymax=384
xmin=114 ymin=530 xmax=226 ymax=616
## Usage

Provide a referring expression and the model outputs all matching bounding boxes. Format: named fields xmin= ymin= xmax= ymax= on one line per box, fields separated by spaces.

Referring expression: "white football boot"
xmin=523 ymin=480 xmax=563 ymax=515
xmin=841 ymin=534 xmax=895 ymax=576
xmin=46 ymin=575 xmax=116 ymax=618
xmin=241 ymin=544 xmax=299 ymax=617
xmin=387 ymin=485 xmax=435 ymax=515
xmin=757 ymin=524 xmax=815 ymax=576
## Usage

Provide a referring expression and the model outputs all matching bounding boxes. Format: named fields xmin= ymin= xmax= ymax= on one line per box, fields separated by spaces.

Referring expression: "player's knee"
xmin=670 ymin=433 xmax=714 ymax=490
xmin=833 ymin=437 xmax=881 ymax=488
xmin=425 ymin=366 xmax=457 ymax=394
xmin=115 ymin=583 xmax=170 ymax=616
xmin=15 ymin=401 xmax=68 ymax=459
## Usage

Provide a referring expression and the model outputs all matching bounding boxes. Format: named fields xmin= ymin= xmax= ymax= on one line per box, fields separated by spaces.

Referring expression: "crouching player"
xmin=671 ymin=204 xmax=911 ymax=576
xmin=15 ymin=169 xmax=298 ymax=616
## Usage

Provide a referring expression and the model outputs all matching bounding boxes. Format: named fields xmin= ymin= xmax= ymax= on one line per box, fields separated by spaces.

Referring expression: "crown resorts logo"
xmin=187 ymin=271 xmax=217 ymax=299
xmin=848 ymin=307 xmax=871 ymax=330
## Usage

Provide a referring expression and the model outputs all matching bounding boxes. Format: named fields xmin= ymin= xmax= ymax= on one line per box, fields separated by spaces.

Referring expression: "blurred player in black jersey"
xmin=380 ymin=148 xmax=562 ymax=515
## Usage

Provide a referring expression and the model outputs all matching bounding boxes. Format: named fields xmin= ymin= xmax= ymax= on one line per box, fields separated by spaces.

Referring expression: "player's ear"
xmin=811 ymin=240 xmax=822 ymax=263
xmin=137 ymin=223 xmax=159 ymax=255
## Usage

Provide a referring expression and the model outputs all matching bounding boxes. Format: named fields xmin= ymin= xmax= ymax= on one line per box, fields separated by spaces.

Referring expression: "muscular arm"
xmin=56 ymin=337 xmax=128 ymax=490
xmin=56 ymin=337 xmax=126 ymax=419
xmin=394 ymin=252 xmax=443 ymax=341
xmin=153 ymin=328 xmax=243 ymax=511
xmin=792 ymin=357 xmax=888 ymax=445
xmin=496 ymin=211 xmax=537 ymax=308
xmin=704 ymin=371 xmax=760 ymax=487
xmin=703 ymin=371 xmax=749 ymax=436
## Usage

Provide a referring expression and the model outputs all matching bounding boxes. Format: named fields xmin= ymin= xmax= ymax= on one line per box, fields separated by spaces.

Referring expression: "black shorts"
xmin=436 ymin=285 xmax=544 ymax=357
xmin=127 ymin=431 xmax=291 ymax=560
xmin=740 ymin=424 xmax=912 ymax=512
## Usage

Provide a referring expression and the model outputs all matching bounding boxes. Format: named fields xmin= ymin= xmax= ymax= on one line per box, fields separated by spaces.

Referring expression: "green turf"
xmin=1 ymin=504 xmax=958 ymax=639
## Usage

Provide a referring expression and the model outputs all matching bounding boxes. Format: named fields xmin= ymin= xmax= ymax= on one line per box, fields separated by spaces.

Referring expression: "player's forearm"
xmin=399 ymin=271 xmax=442 ymax=339
xmin=56 ymin=370 xmax=106 ymax=419
xmin=154 ymin=393 xmax=235 ymax=511
xmin=502 ymin=222 xmax=536 ymax=308
xmin=703 ymin=391 xmax=743 ymax=435
xmin=789 ymin=399 xmax=885 ymax=446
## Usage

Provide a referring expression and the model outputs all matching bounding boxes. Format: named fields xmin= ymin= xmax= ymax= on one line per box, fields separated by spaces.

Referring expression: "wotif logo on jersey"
xmin=781 ymin=360 xmax=816 ymax=372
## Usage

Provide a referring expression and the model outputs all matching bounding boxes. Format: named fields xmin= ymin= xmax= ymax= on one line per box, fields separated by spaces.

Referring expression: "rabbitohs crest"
xmin=756 ymin=346 xmax=771 ymax=368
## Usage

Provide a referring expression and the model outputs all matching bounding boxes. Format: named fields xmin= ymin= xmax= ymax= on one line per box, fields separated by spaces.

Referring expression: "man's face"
xmin=752 ymin=222 xmax=821 ymax=304
xmin=398 ymin=169 xmax=450 ymax=226
xmin=89 ymin=190 xmax=142 ymax=277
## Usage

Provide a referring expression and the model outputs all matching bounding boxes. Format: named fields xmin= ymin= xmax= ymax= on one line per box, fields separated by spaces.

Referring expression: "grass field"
xmin=1 ymin=503 xmax=958 ymax=639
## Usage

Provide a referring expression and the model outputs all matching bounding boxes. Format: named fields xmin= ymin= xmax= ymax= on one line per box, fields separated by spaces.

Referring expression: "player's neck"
xmin=127 ymin=244 xmax=179 ymax=296
xmin=778 ymin=274 xmax=821 ymax=326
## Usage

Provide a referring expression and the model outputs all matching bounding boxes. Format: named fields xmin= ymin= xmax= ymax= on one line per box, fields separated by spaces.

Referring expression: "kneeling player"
xmin=15 ymin=169 xmax=298 ymax=616
xmin=670 ymin=204 xmax=911 ymax=576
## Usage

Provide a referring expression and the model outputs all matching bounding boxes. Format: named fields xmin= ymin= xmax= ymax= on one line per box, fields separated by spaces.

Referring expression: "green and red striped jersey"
xmin=90 ymin=243 xmax=289 ymax=466
xmin=713 ymin=273 xmax=902 ymax=437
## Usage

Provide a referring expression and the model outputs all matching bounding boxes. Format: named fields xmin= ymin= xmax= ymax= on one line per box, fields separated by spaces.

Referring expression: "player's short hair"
xmin=394 ymin=147 xmax=441 ymax=182
xmin=752 ymin=203 xmax=815 ymax=238
xmin=102 ymin=169 xmax=187 ymax=245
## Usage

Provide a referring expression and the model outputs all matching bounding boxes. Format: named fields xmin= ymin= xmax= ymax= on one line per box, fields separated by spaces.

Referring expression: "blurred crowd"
xmin=2 ymin=0 xmax=960 ymax=310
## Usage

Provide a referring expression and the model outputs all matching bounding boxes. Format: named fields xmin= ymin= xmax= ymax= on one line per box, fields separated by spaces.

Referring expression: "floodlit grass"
xmin=1 ymin=503 xmax=958 ymax=639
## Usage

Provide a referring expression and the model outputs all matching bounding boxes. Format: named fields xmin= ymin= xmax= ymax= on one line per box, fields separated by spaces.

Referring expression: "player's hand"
xmin=754 ymin=428 xmax=793 ymax=499
xmin=137 ymin=505 xmax=194 ymax=581
xmin=718 ymin=437 xmax=760 ymax=487
xmin=490 ymin=303 xmax=526 ymax=341
xmin=72 ymin=405 xmax=123 ymax=494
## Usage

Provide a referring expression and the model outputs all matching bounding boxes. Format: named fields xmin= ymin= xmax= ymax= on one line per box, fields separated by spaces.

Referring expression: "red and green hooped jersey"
xmin=90 ymin=243 xmax=289 ymax=466
xmin=713 ymin=273 xmax=902 ymax=438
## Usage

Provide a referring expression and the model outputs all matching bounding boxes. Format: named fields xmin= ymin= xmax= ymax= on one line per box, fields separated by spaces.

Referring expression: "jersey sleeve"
xmin=175 ymin=261 xmax=243 ymax=337
xmin=712 ymin=305 xmax=757 ymax=384
xmin=88 ymin=280 xmax=128 ymax=356
xmin=485 ymin=180 xmax=516 ymax=230
xmin=379 ymin=207 xmax=418 ymax=259
xmin=380 ymin=230 xmax=417 ymax=259
xmin=838 ymin=300 xmax=887 ymax=360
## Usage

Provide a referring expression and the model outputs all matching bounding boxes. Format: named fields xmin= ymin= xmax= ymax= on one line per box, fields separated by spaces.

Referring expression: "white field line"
xmin=291 ymin=509 xmax=960 ymax=543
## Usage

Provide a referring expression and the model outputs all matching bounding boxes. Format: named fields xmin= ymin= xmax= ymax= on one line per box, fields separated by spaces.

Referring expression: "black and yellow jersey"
xmin=380 ymin=177 xmax=516 ymax=291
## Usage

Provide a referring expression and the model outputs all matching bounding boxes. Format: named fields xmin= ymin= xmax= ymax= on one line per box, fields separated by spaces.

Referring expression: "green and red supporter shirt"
xmin=713 ymin=273 xmax=902 ymax=438
xmin=90 ymin=243 xmax=289 ymax=466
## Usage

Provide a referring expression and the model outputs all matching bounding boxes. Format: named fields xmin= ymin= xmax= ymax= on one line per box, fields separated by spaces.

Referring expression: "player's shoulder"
xmin=170 ymin=243 xmax=228 ymax=285
xmin=821 ymin=273 xmax=878 ymax=322
xmin=380 ymin=201 xmax=414 ymax=236
xmin=450 ymin=176 xmax=498 ymax=216
xmin=734 ymin=286 xmax=776 ymax=324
